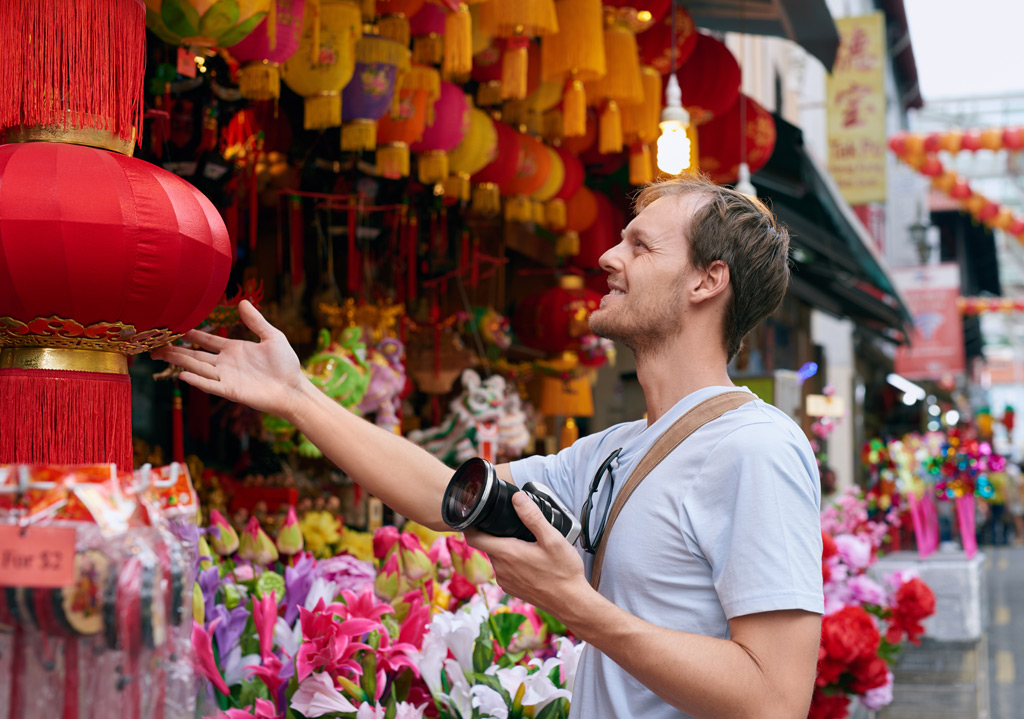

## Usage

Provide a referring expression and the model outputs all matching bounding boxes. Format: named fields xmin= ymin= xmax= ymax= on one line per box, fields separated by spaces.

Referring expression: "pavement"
xmin=875 ymin=544 xmax=1024 ymax=719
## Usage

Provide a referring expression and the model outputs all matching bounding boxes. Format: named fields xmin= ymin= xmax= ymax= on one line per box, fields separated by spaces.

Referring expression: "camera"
xmin=441 ymin=457 xmax=581 ymax=545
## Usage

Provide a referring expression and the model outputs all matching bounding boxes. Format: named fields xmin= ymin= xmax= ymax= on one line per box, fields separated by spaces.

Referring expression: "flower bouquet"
xmin=811 ymin=489 xmax=937 ymax=719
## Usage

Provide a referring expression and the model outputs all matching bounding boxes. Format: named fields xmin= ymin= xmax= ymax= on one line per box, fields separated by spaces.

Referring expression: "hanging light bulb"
xmin=735 ymin=161 xmax=757 ymax=198
xmin=657 ymin=72 xmax=691 ymax=174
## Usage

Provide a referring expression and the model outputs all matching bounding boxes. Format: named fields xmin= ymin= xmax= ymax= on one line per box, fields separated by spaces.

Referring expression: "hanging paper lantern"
xmin=376 ymin=64 xmax=441 ymax=178
xmin=531 ymin=145 xmax=565 ymax=228
xmin=410 ymin=3 xmax=446 ymax=64
xmin=554 ymin=147 xmax=585 ymax=201
xmin=477 ymin=0 xmax=558 ymax=101
xmin=411 ymin=80 xmax=469 ymax=184
xmin=228 ymin=0 xmax=306 ymax=100
xmin=1003 ymin=127 xmax=1024 ymax=151
xmin=471 ymin=121 xmax=523 ymax=190
xmin=282 ymin=0 xmax=363 ymax=130
xmin=512 ymin=276 xmax=602 ymax=354
xmin=564 ymin=186 xmax=599 ymax=234
xmin=698 ymin=94 xmax=776 ymax=184
xmin=524 ymin=40 xmax=564 ymax=113
xmin=570 ymin=190 xmax=623 ymax=270
xmin=340 ymin=35 xmax=411 ymax=151
xmin=1 ymin=0 xmax=146 ymax=154
xmin=445 ymin=107 xmax=497 ymax=198
xmin=503 ymin=132 xmax=553 ymax=222
xmin=603 ymin=0 xmax=671 ymax=27
xmin=377 ymin=0 xmax=427 ymax=47
xmin=671 ymin=33 xmax=741 ymax=126
xmin=560 ymin=110 xmax=598 ymax=156
xmin=0 ymin=142 xmax=231 ymax=468
xmin=539 ymin=0 xmax=606 ymax=137
xmin=636 ymin=3 xmax=697 ymax=75
xmin=145 ymin=0 xmax=271 ymax=47
xmin=584 ymin=19 xmax=644 ymax=154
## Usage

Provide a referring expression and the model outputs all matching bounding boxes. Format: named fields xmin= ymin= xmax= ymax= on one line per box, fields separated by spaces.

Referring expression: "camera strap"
xmin=590 ymin=390 xmax=756 ymax=591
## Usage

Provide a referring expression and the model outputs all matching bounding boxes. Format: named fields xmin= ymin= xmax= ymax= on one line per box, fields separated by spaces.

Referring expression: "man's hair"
xmin=634 ymin=174 xmax=791 ymax=362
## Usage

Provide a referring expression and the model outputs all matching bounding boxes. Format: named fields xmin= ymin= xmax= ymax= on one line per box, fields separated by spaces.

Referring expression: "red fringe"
xmin=0 ymin=368 xmax=132 ymax=469
xmin=0 ymin=0 xmax=146 ymax=144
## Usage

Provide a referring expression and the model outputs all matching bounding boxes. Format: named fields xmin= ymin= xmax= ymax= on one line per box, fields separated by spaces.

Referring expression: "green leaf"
xmin=217 ymin=12 xmax=267 ymax=47
xmin=536 ymin=608 xmax=568 ymax=636
xmin=236 ymin=679 xmax=268 ymax=709
xmin=160 ymin=0 xmax=200 ymax=39
xmin=535 ymin=698 xmax=570 ymax=719
xmin=393 ymin=667 xmax=414 ymax=702
xmin=497 ymin=650 xmax=525 ymax=669
xmin=491 ymin=613 xmax=527 ymax=650
xmin=469 ymin=673 xmax=511 ymax=703
xmin=473 ymin=632 xmax=495 ymax=674
xmin=198 ymin=0 xmax=241 ymax=40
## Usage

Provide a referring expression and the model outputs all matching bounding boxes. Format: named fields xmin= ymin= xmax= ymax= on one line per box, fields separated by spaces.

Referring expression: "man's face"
xmin=588 ymin=194 xmax=701 ymax=355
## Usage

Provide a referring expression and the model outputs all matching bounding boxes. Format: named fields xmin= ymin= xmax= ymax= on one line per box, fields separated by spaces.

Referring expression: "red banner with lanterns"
xmin=893 ymin=263 xmax=966 ymax=381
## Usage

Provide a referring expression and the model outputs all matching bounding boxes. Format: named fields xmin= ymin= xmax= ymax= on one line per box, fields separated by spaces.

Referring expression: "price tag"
xmin=0 ymin=525 xmax=76 ymax=588
xmin=177 ymin=47 xmax=197 ymax=79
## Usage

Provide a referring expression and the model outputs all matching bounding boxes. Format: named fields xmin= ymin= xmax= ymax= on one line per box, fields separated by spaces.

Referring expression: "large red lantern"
xmin=512 ymin=276 xmax=602 ymax=355
xmin=637 ymin=3 xmax=698 ymax=75
xmin=0 ymin=142 xmax=232 ymax=468
xmin=471 ymin=120 xmax=523 ymax=190
xmin=554 ymin=148 xmax=585 ymax=201
xmin=698 ymin=94 xmax=777 ymax=184
xmin=570 ymin=190 xmax=624 ymax=271
xmin=671 ymin=33 xmax=741 ymax=126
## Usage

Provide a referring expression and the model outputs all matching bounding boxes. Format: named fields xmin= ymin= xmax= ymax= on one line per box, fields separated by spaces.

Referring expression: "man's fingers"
xmin=239 ymin=300 xmax=277 ymax=341
xmin=512 ymin=492 xmax=562 ymax=544
xmin=181 ymin=329 xmax=228 ymax=353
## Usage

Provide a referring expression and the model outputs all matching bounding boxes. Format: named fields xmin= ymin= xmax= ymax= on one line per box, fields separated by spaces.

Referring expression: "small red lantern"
xmin=697 ymin=94 xmax=777 ymax=184
xmin=920 ymin=155 xmax=944 ymax=177
xmin=1003 ymin=127 xmax=1024 ymax=151
xmin=961 ymin=130 xmax=983 ymax=151
xmin=570 ymin=190 xmax=624 ymax=271
xmin=471 ymin=121 xmax=522 ymax=190
xmin=512 ymin=275 xmax=602 ymax=354
xmin=923 ymin=133 xmax=942 ymax=153
xmin=950 ymin=178 xmax=973 ymax=199
xmin=888 ymin=132 xmax=907 ymax=155
xmin=554 ymin=147 xmax=585 ymax=201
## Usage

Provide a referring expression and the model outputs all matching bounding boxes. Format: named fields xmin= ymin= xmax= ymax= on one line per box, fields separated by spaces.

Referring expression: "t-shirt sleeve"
xmin=683 ymin=415 xmax=824 ymax=618
xmin=507 ymin=433 xmax=603 ymax=512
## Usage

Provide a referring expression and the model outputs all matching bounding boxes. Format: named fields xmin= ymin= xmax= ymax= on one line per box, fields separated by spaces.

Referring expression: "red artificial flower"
xmin=820 ymin=606 xmax=881 ymax=665
xmin=849 ymin=654 xmax=889 ymax=693
xmin=808 ymin=687 xmax=851 ymax=719
xmin=822 ymin=530 xmax=838 ymax=561
xmin=885 ymin=577 xmax=936 ymax=645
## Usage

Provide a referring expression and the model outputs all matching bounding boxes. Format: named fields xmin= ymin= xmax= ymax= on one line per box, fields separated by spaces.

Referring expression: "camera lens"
xmin=442 ymin=458 xmax=495 ymax=530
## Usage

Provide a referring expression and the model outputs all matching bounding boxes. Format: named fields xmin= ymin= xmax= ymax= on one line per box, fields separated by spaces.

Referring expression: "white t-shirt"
xmin=509 ymin=386 xmax=824 ymax=719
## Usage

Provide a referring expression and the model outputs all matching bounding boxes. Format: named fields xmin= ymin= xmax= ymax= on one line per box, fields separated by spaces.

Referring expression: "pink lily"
xmin=221 ymin=698 xmax=282 ymax=719
xmin=337 ymin=585 xmax=394 ymax=624
xmin=192 ymin=619 xmax=230 ymax=696
xmin=245 ymin=654 xmax=286 ymax=699
xmin=252 ymin=590 xmax=278 ymax=661
xmin=290 ymin=672 xmax=358 ymax=716
xmin=398 ymin=598 xmax=431 ymax=650
xmin=296 ymin=600 xmax=377 ymax=682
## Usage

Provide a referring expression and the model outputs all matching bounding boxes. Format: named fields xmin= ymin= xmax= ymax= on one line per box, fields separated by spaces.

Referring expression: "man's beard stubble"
xmin=588 ymin=285 xmax=686 ymax=361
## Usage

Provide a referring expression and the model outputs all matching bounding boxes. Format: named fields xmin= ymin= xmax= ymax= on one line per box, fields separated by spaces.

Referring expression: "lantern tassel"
xmin=342 ymin=119 xmax=378 ymax=151
xmin=562 ymin=79 xmax=587 ymax=138
xmin=629 ymin=143 xmax=653 ymax=185
xmin=501 ymin=38 xmax=529 ymax=101
xmin=378 ymin=15 xmax=411 ymax=48
xmin=443 ymin=3 xmax=472 ymax=79
xmin=268 ymin=0 xmax=278 ymax=51
xmin=304 ymin=93 xmax=342 ymax=130
xmin=546 ymin=198 xmax=567 ymax=230
xmin=238 ymin=62 xmax=282 ymax=101
xmin=443 ymin=172 xmax=471 ymax=201
xmin=417 ymin=149 xmax=449 ymax=185
xmin=472 ymin=182 xmax=501 ymax=216
xmin=555 ymin=230 xmax=580 ymax=256
xmin=0 ymin=367 xmax=132 ymax=469
xmin=598 ymin=100 xmax=623 ymax=154
xmin=377 ymin=143 xmax=410 ymax=179
xmin=309 ymin=0 xmax=321 ymax=64
xmin=413 ymin=34 xmax=444 ymax=66
xmin=504 ymin=196 xmax=533 ymax=223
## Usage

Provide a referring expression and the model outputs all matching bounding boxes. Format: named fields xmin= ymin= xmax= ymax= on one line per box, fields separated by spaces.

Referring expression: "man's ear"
xmin=692 ymin=260 xmax=731 ymax=304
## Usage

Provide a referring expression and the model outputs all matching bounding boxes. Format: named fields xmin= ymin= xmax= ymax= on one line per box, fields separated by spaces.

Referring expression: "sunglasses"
xmin=580 ymin=448 xmax=622 ymax=554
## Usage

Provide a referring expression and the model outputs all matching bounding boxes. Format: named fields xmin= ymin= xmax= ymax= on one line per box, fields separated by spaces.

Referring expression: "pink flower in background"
xmin=834 ymin=533 xmax=873 ymax=570
xmin=860 ymin=671 xmax=894 ymax=710
xmin=192 ymin=619 xmax=230 ymax=696
xmin=252 ymin=591 xmax=278 ymax=660
xmin=296 ymin=600 xmax=376 ymax=681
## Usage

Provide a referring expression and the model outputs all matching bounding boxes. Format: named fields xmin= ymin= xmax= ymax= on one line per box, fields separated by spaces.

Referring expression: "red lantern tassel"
xmin=172 ymin=384 xmax=185 ymax=464
xmin=407 ymin=214 xmax=418 ymax=302
xmin=0 ymin=367 xmax=131 ymax=469
xmin=290 ymin=195 xmax=304 ymax=288
xmin=249 ymin=158 xmax=259 ymax=250
xmin=347 ymin=205 xmax=359 ymax=295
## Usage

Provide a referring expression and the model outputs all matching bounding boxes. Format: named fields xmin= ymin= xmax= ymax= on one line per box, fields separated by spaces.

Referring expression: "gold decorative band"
xmin=6 ymin=124 xmax=137 ymax=157
xmin=0 ymin=315 xmax=181 ymax=355
xmin=0 ymin=347 xmax=128 ymax=375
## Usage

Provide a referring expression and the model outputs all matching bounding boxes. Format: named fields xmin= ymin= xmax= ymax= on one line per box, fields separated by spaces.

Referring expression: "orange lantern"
xmin=376 ymin=64 xmax=441 ymax=178
xmin=503 ymin=132 xmax=553 ymax=222
xmin=570 ymin=190 xmax=623 ymax=270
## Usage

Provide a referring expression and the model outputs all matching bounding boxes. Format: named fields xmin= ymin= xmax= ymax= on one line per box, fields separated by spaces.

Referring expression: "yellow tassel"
xmin=476 ymin=80 xmax=503 ymax=107
xmin=443 ymin=3 xmax=472 ymax=80
xmin=304 ymin=92 xmax=341 ymax=130
xmin=376 ymin=143 xmax=409 ymax=179
xmin=555 ymin=230 xmax=580 ymax=256
xmin=360 ymin=0 xmax=375 ymax=21
xmin=268 ymin=0 xmax=278 ymax=51
xmin=629 ymin=144 xmax=652 ymax=185
xmin=501 ymin=42 xmax=529 ymax=101
xmin=539 ymin=0 xmax=605 ymax=84
xmin=545 ymin=198 xmax=566 ymax=230
xmin=543 ymin=109 xmax=563 ymax=142
xmin=562 ymin=79 xmax=586 ymax=138
xmin=413 ymin=33 xmax=444 ymax=65
xmin=417 ymin=149 xmax=449 ymax=185
xmin=342 ymin=119 xmax=377 ymax=151
xmin=504 ymin=195 xmax=533 ymax=223
xmin=598 ymin=100 xmax=622 ymax=154
xmin=532 ymin=200 xmax=546 ymax=224
xmin=377 ymin=15 xmax=410 ymax=48
xmin=238 ymin=61 xmax=281 ymax=101
xmin=471 ymin=182 xmax=501 ymax=216
xmin=443 ymin=172 xmax=471 ymax=201
xmin=477 ymin=0 xmax=559 ymax=38
xmin=686 ymin=124 xmax=700 ymax=175
xmin=356 ymin=35 xmax=411 ymax=69
xmin=559 ymin=417 xmax=579 ymax=449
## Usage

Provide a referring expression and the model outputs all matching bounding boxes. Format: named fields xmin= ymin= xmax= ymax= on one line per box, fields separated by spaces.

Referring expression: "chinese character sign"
xmin=826 ymin=12 xmax=887 ymax=204
xmin=893 ymin=264 xmax=966 ymax=381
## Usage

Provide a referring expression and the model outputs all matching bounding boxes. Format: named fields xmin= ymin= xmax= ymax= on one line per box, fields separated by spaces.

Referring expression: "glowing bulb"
xmin=945 ymin=409 xmax=960 ymax=426
xmin=637 ymin=10 xmax=652 ymax=21
xmin=657 ymin=73 xmax=691 ymax=175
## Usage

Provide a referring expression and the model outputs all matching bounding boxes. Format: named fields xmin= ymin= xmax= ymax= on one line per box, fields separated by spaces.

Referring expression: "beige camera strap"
xmin=590 ymin=390 xmax=756 ymax=591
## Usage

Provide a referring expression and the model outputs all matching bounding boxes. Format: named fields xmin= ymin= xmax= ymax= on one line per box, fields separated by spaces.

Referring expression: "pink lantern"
xmin=411 ymin=80 xmax=469 ymax=184
xmin=229 ymin=0 xmax=306 ymax=100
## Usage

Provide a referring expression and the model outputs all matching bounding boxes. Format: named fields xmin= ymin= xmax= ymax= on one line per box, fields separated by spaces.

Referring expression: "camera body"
xmin=441 ymin=457 xmax=581 ymax=545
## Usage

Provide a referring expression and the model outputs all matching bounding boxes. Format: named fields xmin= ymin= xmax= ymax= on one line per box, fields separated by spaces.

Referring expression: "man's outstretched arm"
xmin=152 ymin=300 xmax=456 ymax=529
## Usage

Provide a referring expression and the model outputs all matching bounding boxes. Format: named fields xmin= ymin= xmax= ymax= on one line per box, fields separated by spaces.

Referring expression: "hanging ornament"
xmin=539 ymin=0 xmax=606 ymax=138
xmin=410 ymin=80 xmax=469 ymax=185
xmin=376 ymin=64 xmax=441 ymax=178
xmin=229 ymin=0 xmax=306 ymax=101
xmin=584 ymin=15 xmax=644 ymax=154
xmin=477 ymin=0 xmax=558 ymax=101
xmin=340 ymin=34 xmax=410 ymax=151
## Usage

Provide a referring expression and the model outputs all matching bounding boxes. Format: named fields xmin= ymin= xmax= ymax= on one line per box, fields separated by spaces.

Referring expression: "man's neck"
xmin=635 ymin=334 xmax=733 ymax=425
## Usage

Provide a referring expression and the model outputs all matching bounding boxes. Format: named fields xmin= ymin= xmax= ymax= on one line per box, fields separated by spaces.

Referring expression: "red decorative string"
xmin=290 ymin=195 xmax=304 ymax=289
xmin=347 ymin=204 xmax=360 ymax=295
xmin=249 ymin=158 xmax=259 ymax=251
xmin=407 ymin=215 xmax=419 ymax=302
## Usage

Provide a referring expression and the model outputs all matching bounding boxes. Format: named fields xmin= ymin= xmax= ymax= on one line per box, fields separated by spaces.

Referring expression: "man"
xmin=154 ymin=174 xmax=823 ymax=719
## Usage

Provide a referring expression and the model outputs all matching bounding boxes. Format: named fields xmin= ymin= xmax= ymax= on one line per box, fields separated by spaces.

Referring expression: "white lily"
xmin=222 ymin=644 xmax=261 ymax=687
xmin=273 ymin=616 xmax=303 ymax=657
xmin=290 ymin=671 xmax=358 ymax=717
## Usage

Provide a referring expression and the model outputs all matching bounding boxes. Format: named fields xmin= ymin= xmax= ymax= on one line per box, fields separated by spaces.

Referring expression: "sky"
xmin=904 ymin=0 xmax=1024 ymax=100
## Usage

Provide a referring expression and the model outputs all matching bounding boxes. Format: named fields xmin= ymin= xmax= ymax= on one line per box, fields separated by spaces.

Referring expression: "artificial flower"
xmin=283 ymin=553 xmax=317 ymax=624
xmin=209 ymin=509 xmax=240 ymax=555
xmin=276 ymin=506 xmax=304 ymax=556
xmin=192 ymin=619 xmax=230 ymax=696
xmin=317 ymin=554 xmax=376 ymax=594
xmin=374 ymin=554 xmax=404 ymax=602
xmin=399 ymin=532 xmax=435 ymax=583
xmin=290 ymin=672 xmax=358 ymax=717
xmin=300 ymin=511 xmax=342 ymax=557
xmin=446 ymin=535 xmax=494 ymax=585
xmin=373 ymin=525 xmax=400 ymax=560
xmin=245 ymin=655 xmax=288 ymax=704
xmin=252 ymin=591 xmax=278 ymax=660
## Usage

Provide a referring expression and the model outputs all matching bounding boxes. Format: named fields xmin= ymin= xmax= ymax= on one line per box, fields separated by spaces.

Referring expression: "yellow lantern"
xmin=446 ymin=107 xmax=498 ymax=199
xmin=539 ymin=0 xmax=606 ymax=137
xmin=282 ymin=0 xmax=362 ymax=130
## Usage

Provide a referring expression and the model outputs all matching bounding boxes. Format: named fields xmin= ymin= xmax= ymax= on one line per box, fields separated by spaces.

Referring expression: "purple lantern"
xmin=340 ymin=34 xmax=411 ymax=151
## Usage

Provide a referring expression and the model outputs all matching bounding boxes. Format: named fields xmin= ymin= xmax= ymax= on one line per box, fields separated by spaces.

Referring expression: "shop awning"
xmin=683 ymin=0 xmax=840 ymax=71
xmin=752 ymin=116 xmax=913 ymax=342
